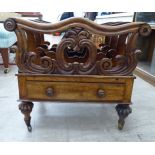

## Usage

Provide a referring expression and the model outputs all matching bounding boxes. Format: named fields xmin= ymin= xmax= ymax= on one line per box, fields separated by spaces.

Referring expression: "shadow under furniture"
xmin=4 ymin=17 xmax=150 ymax=131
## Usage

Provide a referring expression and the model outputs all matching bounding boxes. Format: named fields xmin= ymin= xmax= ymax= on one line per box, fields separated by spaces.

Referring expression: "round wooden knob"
xmin=46 ymin=88 xmax=54 ymax=97
xmin=97 ymin=89 xmax=105 ymax=97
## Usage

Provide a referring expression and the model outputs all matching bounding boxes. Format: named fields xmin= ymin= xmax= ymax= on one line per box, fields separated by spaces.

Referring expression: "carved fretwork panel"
xmin=4 ymin=17 xmax=151 ymax=75
xmin=59 ymin=27 xmax=91 ymax=64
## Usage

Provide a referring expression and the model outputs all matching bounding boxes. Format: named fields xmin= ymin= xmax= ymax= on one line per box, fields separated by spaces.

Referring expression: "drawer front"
xmin=25 ymin=81 xmax=125 ymax=101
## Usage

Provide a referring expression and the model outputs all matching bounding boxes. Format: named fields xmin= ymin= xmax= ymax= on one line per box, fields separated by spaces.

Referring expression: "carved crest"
xmin=4 ymin=17 xmax=151 ymax=75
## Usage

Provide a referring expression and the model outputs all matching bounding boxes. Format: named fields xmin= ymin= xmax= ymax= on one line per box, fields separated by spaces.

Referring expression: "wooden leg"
xmin=19 ymin=101 xmax=34 ymax=132
xmin=115 ymin=104 xmax=132 ymax=130
xmin=0 ymin=48 xmax=9 ymax=73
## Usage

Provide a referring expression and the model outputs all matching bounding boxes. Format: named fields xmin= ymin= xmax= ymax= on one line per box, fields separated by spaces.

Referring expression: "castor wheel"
xmin=115 ymin=104 xmax=132 ymax=130
xmin=118 ymin=120 xmax=125 ymax=130
xmin=27 ymin=125 xmax=32 ymax=132
xmin=4 ymin=68 xmax=9 ymax=73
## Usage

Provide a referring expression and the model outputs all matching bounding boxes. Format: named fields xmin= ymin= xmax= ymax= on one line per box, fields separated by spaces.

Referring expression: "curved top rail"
xmin=4 ymin=17 xmax=151 ymax=36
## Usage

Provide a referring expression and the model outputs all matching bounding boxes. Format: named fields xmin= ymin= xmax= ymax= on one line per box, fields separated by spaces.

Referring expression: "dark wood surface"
xmin=0 ymin=48 xmax=9 ymax=73
xmin=4 ymin=17 xmax=151 ymax=131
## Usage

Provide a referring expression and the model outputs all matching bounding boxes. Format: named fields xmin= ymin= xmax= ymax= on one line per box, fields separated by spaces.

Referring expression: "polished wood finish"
xmin=17 ymin=74 xmax=135 ymax=103
xmin=0 ymin=48 xmax=9 ymax=73
xmin=4 ymin=17 xmax=151 ymax=131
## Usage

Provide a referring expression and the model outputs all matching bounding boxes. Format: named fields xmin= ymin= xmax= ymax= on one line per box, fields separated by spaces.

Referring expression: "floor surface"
xmin=0 ymin=65 xmax=155 ymax=142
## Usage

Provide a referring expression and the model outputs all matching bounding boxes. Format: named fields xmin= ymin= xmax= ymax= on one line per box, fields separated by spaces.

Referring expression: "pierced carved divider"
xmin=4 ymin=17 xmax=151 ymax=75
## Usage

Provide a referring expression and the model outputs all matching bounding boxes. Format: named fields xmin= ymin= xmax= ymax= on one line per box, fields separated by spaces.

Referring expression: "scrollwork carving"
xmin=4 ymin=18 xmax=150 ymax=76
xmin=55 ymin=27 xmax=97 ymax=74
xmin=99 ymin=58 xmax=113 ymax=70
xmin=23 ymin=51 xmax=55 ymax=74
xmin=17 ymin=27 xmax=143 ymax=75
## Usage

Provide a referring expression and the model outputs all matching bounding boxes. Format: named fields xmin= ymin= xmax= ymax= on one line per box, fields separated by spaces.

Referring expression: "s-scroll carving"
xmin=22 ymin=51 xmax=56 ymax=74
xmin=55 ymin=28 xmax=97 ymax=74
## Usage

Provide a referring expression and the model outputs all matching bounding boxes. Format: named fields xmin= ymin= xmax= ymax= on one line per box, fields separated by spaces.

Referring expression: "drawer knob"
xmin=46 ymin=88 xmax=54 ymax=97
xmin=97 ymin=89 xmax=105 ymax=97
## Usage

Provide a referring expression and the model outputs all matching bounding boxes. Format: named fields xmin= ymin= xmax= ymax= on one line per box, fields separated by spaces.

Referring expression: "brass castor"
xmin=4 ymin=68 xmax=9 ymax=73
xmin=118 ymin=119 xmax=125 ymax=130
xmin=115 ymin=104 xmax=132 ymax=130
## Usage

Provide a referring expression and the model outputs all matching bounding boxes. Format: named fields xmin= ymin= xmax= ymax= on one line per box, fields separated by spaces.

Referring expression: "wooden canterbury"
xmin=4 ymin=17 xmax=151 ymax=131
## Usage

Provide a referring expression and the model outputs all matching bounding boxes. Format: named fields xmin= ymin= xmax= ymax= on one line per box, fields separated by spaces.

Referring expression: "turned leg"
xmin=18 ymin=101 xmax=34 ymax=132
xmin=1 ymin=48 xmax=9 ymax=73
xmin=115 ymin=104 xmax=132 ymax=130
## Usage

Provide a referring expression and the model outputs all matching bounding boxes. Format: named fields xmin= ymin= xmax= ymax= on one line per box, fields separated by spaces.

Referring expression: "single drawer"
xmin=25 ymin=81 xmax=125 ymax=101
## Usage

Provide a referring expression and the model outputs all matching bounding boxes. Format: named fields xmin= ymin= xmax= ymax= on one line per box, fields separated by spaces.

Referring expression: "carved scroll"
xmin=4 ymin=17 xmax=151 ymax=75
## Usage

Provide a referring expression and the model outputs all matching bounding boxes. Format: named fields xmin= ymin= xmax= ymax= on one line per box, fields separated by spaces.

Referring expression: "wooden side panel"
xmin=26 ymin=30 xmax=36 ymax=51
xmin=123 ymin=78 xmax=134 ymax=103
xmin=117 ymin=34 xmax=128 ymax=55
xmin=17 ymin=76 xmax=27 ymax=99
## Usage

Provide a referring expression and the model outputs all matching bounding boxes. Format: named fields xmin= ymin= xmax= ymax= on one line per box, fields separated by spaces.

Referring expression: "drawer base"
xmin=17 ymin=74 xmax=135 ymax=131
xmin=17 ymin=74 xmax=135 ymax=104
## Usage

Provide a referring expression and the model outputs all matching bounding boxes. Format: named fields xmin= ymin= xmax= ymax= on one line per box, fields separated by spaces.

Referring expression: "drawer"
xmin=25 ymin=81 xmax=125 ymax=101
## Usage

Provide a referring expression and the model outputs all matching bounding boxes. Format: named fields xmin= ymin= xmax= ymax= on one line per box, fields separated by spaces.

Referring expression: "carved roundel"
xmin=4 ymin=18 xmax=17 ymax=31
xmin=139 ymin=24 xmax=151 ymax=36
